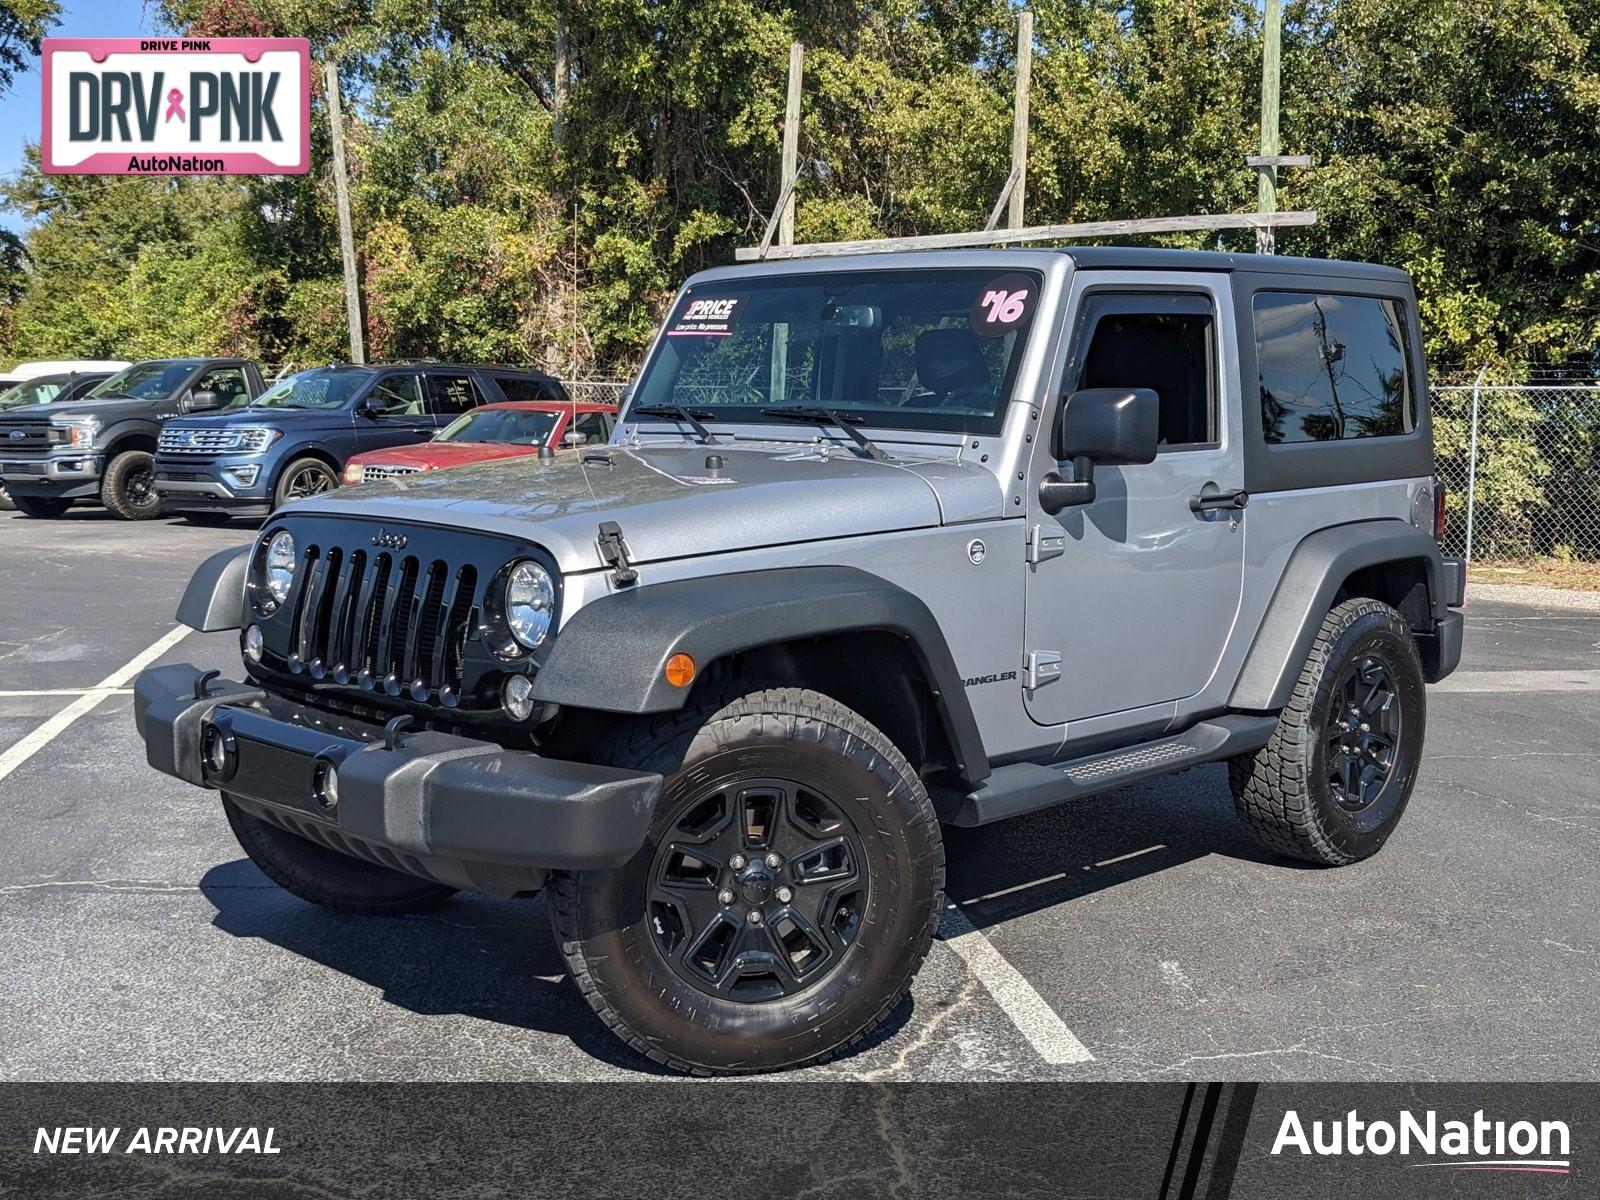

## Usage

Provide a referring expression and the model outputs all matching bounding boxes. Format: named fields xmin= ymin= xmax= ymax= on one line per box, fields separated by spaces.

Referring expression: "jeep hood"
xmin=292 ymin=441 xmax=1003 ymax=573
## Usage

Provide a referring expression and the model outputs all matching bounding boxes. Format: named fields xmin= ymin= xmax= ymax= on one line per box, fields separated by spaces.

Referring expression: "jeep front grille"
xmin=289 ymin=544 xmax=478 ymax=704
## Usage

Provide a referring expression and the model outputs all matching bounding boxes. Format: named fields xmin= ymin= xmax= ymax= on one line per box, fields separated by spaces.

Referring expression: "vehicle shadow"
xmin=942 ymin=763 xmax=1315 ymax=929
xmin=198 ymin=857 xmax=914 ymax=1075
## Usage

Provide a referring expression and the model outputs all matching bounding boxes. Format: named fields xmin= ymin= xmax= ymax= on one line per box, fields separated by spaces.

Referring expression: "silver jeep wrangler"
xmin=136 ymin=247 xmax=1465 ymax=1074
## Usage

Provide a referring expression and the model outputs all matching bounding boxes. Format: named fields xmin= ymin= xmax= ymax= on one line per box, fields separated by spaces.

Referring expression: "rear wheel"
xmin=101 ymin=450 xmax=165 ymax=520
xmin=273 ymin=457 xmax=338 ymax=509
xmin=1230 ymin=598 xmax=1426 ymax=865
xmin=551 ymin=687 xmax=944 ymax=1075
xmin=11 ymin=495 xmax=71 ymax=518
xmin=223 ymin=795 xmax=457 ymax=915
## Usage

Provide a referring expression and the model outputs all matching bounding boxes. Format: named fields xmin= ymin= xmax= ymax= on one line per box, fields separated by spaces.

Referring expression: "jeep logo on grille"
xmin=371 ymin=528 xmax=408 ymax=550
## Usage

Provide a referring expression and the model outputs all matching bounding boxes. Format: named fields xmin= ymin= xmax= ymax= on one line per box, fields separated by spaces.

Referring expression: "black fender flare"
xmin=530 ymin=565 xmax=991 ymax=785
xmin=1229 ymin=519 xmax=1447 ymax=711
xmin=177 ymin=544 xmax=252 ymax=631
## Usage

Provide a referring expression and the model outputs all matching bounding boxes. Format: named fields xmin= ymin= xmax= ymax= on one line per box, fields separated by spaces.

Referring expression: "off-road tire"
xmin=1230 ymin=598 xmax=1426 ymax=866
xmin=101 ymin=450 xmax=165 ymax=520
xmin=550 ymin=686 xmax=945 ymax=1076
xmin=11 ymin=494 xmax=70 ymax=518
xmin=222 ymin=794 xmax=457 ymax=915
xmin=273 ymin=457 xmax=338 ymax=509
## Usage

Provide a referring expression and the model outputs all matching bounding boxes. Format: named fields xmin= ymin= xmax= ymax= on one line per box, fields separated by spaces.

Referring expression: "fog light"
xmin=243 ymin=624 xmax=263 ymax=663
xmin=502 ymin=674 xmax=535 ymax=721
xmin=312 ymin=759 xmax=339 ymax=812
xmin=224 ymin=464 xmax=260 ymax=487
xmin=201 ymin=722 xmax=236 ymax=782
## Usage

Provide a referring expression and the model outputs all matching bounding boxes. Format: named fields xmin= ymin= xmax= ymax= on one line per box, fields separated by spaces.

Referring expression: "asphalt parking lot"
xmin=1 ymin=507 xmax=1597 ymax=1082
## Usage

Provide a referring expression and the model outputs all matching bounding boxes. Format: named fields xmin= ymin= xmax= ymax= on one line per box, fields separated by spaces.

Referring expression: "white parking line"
xmin=0 ymin=688 xmax=134 ymax=698
xmin=939 ymin=905 xmax=1095 ymax=1065
xmin=0 ymin=626 xmax=190 ymax=784
xmin=1434 ymin=669 xmax=1600 ymax=693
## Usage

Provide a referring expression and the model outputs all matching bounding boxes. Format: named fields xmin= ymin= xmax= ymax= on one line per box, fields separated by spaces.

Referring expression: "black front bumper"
xmin=135 ymin=663 xmax=663 ymax=896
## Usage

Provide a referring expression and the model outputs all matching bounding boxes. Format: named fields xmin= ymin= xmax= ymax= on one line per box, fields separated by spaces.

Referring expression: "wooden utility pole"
xmin=1255 ymin=0 xmax=1282 ymax=254
xmin=1007 ymin=10 xmax=1033 ymax=230
xmin=778 ymin=42 xmax=804 ymax=247
xmin=325 ymin=60 xmax=364 ymax=364
xmin=553 ymin=6 xmax=570 ymax=147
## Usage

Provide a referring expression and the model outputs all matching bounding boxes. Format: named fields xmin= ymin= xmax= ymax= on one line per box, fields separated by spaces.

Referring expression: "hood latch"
xmin=596 ymin=521 xmax=638 ymax=588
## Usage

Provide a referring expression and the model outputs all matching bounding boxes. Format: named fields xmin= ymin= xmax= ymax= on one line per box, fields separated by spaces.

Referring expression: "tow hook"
xmin=383 ymin=714 xmax=414 ymax=751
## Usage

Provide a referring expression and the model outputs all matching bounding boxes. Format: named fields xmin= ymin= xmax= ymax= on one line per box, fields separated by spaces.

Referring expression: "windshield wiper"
xmin=761 ymin=406 xmax=891 ymax=462
xmin=630 ymin=404 xmax=719 ymax=445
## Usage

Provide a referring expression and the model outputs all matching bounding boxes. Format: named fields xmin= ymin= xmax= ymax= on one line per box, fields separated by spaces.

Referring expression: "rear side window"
xmin=427 ymin=374 xmax=484 ymax=416
xmin=1254 ymin=292 xmax=1415 ymax=444
xmin=493 ymin=374 xmax=562 ymax=402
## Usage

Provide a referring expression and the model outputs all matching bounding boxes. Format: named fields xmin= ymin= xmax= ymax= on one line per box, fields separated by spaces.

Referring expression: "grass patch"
xmin=1469 ymin=558 xmax=1600 ymax=591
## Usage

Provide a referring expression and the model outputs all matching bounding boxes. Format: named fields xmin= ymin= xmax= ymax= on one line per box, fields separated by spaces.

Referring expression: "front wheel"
xmin=273 ymin=457 xmax=338 ymax=509
xmin=551 ymin=687 xmax=944 ymax=1075
xmin=101 ymin=450 xmax=165 ymax=520
xmin=1230 ymin=598 xmax=1426 ymax=865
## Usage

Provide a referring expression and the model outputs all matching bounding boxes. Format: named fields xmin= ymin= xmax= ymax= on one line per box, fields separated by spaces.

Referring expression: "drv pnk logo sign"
xmin=42 ymin=38 xmax=310 ymax=175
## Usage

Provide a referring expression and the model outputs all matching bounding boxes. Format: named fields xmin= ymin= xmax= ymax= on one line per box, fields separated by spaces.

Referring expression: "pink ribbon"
xmin=164 ymin=88 xmax=185 ymax=122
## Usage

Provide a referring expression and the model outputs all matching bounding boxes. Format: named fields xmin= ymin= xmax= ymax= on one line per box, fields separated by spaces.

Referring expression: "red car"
xmin=342 ymin=400 xmax=619 ymax=484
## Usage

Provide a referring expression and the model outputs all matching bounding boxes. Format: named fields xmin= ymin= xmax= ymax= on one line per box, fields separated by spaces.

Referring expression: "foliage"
xmin=0 ymin=0 xmax=1596 ymax=386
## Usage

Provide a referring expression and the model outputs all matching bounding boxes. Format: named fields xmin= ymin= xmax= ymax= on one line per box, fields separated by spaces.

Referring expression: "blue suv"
xmin=154 ymin=362 xmax=565 ymax=524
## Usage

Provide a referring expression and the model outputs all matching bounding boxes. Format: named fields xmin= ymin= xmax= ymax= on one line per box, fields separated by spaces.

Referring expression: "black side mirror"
xmin=183 ymin=389 xmax=222 ymax=413
xmin=1039 ymin=388 xmax=1160 ymax=514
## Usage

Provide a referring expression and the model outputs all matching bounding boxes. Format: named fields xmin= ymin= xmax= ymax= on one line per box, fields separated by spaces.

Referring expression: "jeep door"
xmin=1023 ymin=272 xmax=1247 ymax=727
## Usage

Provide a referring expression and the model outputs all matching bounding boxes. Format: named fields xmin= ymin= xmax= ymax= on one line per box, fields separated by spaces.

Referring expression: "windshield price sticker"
xmin=668 ymin=296 xmax=743 ymax=338
xmin=970 ymin=274 xmax=1037 ymax=336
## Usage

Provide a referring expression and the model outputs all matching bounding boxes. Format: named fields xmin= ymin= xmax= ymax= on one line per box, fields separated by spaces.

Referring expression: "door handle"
xmin=1189 ymin=488 xmax=1249 ymax=513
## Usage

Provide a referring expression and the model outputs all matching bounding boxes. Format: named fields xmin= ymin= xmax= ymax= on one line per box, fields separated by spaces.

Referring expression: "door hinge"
xmin=596 ymin=521 xmax=638 ymax=587
xmin=1026 ymin=524 xmax=1066 ymax=564
xmin=1024 ymin=650 xmax=1062 ymax=690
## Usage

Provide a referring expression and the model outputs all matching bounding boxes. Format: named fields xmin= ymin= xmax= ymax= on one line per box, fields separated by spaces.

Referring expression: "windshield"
xmin=628 ymin=268 xmax=1042 ymax=436
xmin=247 ymin=368 xmax=372 ymax=410
xmin=438 ymin=408 xmax=560 ymax=445
xmin=89 ymin=361 xmax=195 ymax=400
xmin=0 ymin=378 xmax=65 ymax=409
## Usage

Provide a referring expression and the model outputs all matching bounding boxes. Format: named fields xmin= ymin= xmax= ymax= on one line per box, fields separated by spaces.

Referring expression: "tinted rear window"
xmin=494 ymin=374 xmax=562 ymax=402
xmin=1254 ymin=292 xmax=1415 ymax=444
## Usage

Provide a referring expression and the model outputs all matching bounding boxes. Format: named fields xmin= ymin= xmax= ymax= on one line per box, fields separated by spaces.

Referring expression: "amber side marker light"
xmin=664 ymin=653 xmax=696 ymax=688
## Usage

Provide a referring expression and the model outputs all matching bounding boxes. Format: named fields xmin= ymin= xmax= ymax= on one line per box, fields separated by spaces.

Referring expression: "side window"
xmin=1254 ymin=292 xmax=1415 ymax=444
xmin=570 ymin=411 xmax=610 ymax=445
xmin=493 ymin=374 xmax=560 ymax=402
xmin=428 ymin=374 xmax=483 ymax=417
xmin=1073 ymin=294 xmax=1216 ymax=448
xmin=364 ymin=373 xmax=426 ymax=417
xmin=193 ymin=366 xmax=250 ymax=406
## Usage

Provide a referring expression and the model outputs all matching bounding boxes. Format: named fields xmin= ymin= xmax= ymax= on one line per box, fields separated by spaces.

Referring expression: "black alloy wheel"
xmin=1325 ymin=656 xmax=1402 ymax=814
xmin=647 ymin=777 xmax=869 ymax=1003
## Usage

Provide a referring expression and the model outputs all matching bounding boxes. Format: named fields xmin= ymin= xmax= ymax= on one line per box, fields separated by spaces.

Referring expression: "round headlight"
xmin=505 ymin=560 xmax=555 ymax=649
xmin=265 ymin=530 xmax=296 ymax=603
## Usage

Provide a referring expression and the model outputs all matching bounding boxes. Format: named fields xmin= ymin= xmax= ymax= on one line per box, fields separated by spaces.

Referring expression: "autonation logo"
xmin=1272 ymin=1108 xmax=1571 ymax=1175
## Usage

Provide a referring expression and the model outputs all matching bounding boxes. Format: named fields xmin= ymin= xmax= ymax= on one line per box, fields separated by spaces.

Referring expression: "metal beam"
xmin=735 ymin=211 xmax=1318 ymax=262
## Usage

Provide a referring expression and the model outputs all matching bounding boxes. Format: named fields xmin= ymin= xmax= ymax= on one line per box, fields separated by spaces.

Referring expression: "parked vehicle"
xmin=0 ymin=358 xmax=264 ymax=519
xmin=342 ymin=400 xmax=617 ymax=484
xmin=0 ymin=359 xmax=130 ymax=390
xmin=0 ymin=372 xmax=113 ymax=510
xmin=154 ymin=363 xmax=566 ymax=525
xmin=136 ymin=247 xmax=1465 ymax=1076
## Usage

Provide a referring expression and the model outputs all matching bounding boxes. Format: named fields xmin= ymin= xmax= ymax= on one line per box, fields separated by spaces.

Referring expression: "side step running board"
xmin=944 ymin=714 xmax=1279 ymax=827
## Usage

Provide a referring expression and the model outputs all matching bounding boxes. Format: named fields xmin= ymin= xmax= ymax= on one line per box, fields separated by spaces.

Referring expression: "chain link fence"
xmin=1432 ymin=383 xmax=1600 ymax=563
